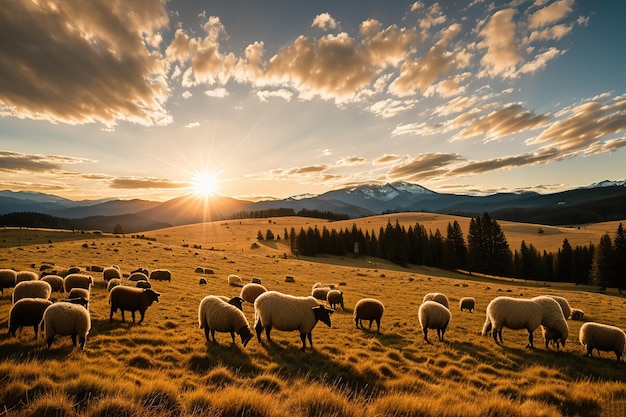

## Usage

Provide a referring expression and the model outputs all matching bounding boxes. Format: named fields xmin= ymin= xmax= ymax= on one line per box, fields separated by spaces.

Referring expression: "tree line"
xmin=258 ymin=212 xmax=625 ymax=290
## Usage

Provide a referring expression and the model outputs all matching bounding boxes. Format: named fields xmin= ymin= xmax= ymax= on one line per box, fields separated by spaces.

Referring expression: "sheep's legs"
xmin=526 ymin=331 xmax=534 ymax=349
xmin=254 ymin=321 xmax=263 ymax=342
xmin=423 ymin=328 xmax=430 ymax=343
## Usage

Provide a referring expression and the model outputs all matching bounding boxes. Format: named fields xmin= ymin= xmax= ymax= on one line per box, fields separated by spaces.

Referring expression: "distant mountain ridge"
xmin=0 ymin=180 xmax=625 ymax=233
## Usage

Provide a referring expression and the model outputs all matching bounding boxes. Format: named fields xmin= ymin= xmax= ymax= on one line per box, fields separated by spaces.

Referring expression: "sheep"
xmin=459 ymin=297 xmax=475 ymax=313
xmin=311 ymin=287 xmax=332 ymax=302
xmin=419 ymin=300 xmax=451 ymax=343
xmin=531 ymin=295 xmax=569 ymax=349
xmin=103 ymin=266 xmax=121 ymax=282
xmin=240 ymin=283 xmax=267 ymax=304
xmin=13 ymin=280 xmax=52 ymax=303
xmin=63 ymin=273 xmax=93 ymax=292
xmin=228 ymin=274 xmax=244 ymax=287
xmin=41 ymin=301 xmax=91 ymax=350
xmin=150 ymin=269 xmax=171 ymax=281
xmin=579 ymin=322 xmax=626 ymax=362
xmin=16 ymin=271 xmax=38 ymax=283
xmin=217 ymin=295 xmax=245 ymax=311
xmin=422 ymin=292 xmax=449 ymax=309
xmin=481 ymin=296 xmax=568 ymax=349
xmin=354 ymin=298 xmax=384 ymax=332
xmin=545 ymin=295 xmax=572 ymax=319
xmin=109 ymin=286 xmax=160 ymax=324
xmin=0 ymin=269 xmax=17 ymax=295
xmin=131 ymin=267 xmax=149 ymax=276
xmin=136 ymin=280 xmax=152 ymax=289
xmin=40 ymin=275 xmax=64 ymax=293
xmin=8 ymin=298 xmax=53 ymax=339
xmin=312 ymin=282 xmax=336 ymax=290
xmin=326 ymin=290 xmax=344 ymax=311
xmin=198 ymin=295 xmax=253 ymax=347
xmin=571 ymin=308 xmax=584 ymax=320
xmin=253 ymin=290 xmax=334 ymax=351
xmin=129 ymin=272 xmax=149 ymax=282
xmin=68 ymin=288 xmax=90 ymax=309
xmin=107 ymin=278 xmax=121 ymax=292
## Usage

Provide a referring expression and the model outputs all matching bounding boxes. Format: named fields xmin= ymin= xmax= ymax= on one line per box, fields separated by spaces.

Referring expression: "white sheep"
xmin=198 ymin=295 xmax=253 ymax=347
xmin=326 ymin=290 xmax=344 ymax=311
xmin=68 ymin=288 xmax=90 ymax=309
xmin=422 ymin=292 xmax=449 ymax=309
xmin=150 ymin=269 xmax=171 ymax=281
xmin=107 ymin=278 xmax=121 ymax=292
xmin=579 ymin=322 xmax=626 ymax=362
xmin=63 ymin=273 xmax=93 ymax=292
xmin=103 ymin=266 xmax=121 ymax=282
xmin=41 ymin=301 xmax=91 ymax=350
xmin=13 ymin=280 xmax=52 ymax=303
xmin=312 ymin=282 xmax=336 ymax=290
xmin=240 ymin=283 xmax=268 ymax=304
xmin=0 ymin=269 xmax=17 ymax=295
xmin=481 ymin=296 xmax=568 ymax=349
xmin=253 ymin=291 xmax=334 ymax=351
xmin=354 ymin=298 xmax=385 ymax=332
xmin=459 ymin=297 xmax=475 ymax=313
xmin=128 ymin=272 xmax=148 ymax=282
xmin=419 ymin=300 xmax=451 ymax=343
xmin=16 ymin=271 xmax=38 ymax=283
xmin=311 ymin=287 xmax=332 ymax=302
xmin=228 ymin=274 xmax=244 ymax=287
xmin=530 ymin=295 xmax=569 ymax=349
xmin=545 ymin=295 xmax=572 ymax=319
xmin=40 ymin=275 xmax=64 ymax=293
xmin=8 ymin=298 xmax=53 ymax=339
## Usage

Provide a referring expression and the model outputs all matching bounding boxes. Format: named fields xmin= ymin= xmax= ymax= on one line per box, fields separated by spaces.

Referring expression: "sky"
xmin=1 ymin=0 xmax=625 ymax=202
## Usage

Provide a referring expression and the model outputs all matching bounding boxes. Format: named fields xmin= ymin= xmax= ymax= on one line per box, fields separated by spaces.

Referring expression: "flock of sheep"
xmin=1 ymin=267 xmax=625 ymax=362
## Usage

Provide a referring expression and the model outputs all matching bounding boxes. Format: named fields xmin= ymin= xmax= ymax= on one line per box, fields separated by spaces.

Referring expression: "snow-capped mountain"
xmin=579 ymin=179 xmax=626 ymax=189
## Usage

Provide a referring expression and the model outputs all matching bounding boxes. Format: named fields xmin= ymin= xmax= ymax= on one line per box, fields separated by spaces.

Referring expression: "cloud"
xmin=334 ymin=156 xmax=367 ymax=167
xmin=388 ymin=45 xmax=453 ymax=97
xmin=312 ymin=13 xmax=339 ymax=30
xmin=366 ymin=99 xmax=417 ymax=118
xmin=478 ymin=9 xmax=522 ymax=77
xmin=455 ymin=103 xmax=550 ymax=142
xmin=446 ymin=147 xmax=562 ymax=176
xmin=256 ymin=89 xmax=294 ymax=102
xmin=110 ymin=177 xmax=189 ymax=189
xmin=372 ymin=154 xmax=407 ymax=165
xmin=528 ymin=0 xmax=574 ymax=29
xmin=386 ymin=153 xmax=464 ymax=181
xmin=0 ymin=151 xmax=93 ymax=173
xmin=185 ymin=122 xmax=200 ymax=128
xmin=0 ymin=0 xmax=171 ymax=126
xmin=391 ymin=121 xmax=446 ymax=137
xmin=204 ymin=88 xmax=229 ymax=98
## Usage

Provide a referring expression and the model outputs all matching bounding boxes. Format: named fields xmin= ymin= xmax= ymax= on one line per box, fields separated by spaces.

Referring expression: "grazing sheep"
xmin=8 ymin=298 xmax=53 ymax=338
xmin=198 ymin=295 xmax=253 ymax=347
xmin=13 ymin=281 xmax=52 ymax=303
xmin=63 ymin=273 xmax=93 ymax=292
xmin=0 ymin=269 xmax=17 ymax=295
xmin=129 ymin=272 xmax=148 ymax=282
xmin=545 ymin=295 xmax=572 ymax=319
xmin=109 ymin=286 xmax=160 ymax=324
xmin=326 ymin=290 xmax=344 ymax=311
xmin=107 ymin=278 xmax=121 ymax=292
xmin=571 ymin=308 xmax=584 ymax=320
xmin=531 ymin=295 xmax=569 ymax=349
xmin=131 ymin=267 xmax=149 ymax=276
xmin=312 ymin=282 xmax=336 ymax=290
xmin=354 ymin=298 xmax=385 ymax=332
xmin=217 ymin=296 xmax=245 ymax=311
xmin=579 ymin=322 xmax=626 ymax=362
xmin=253 ymin=291 xmax=334 ymax=351
xmin=41 ymin=301 xmax=91 ymax=350
xmin=459 ymin=297 xmax=475 ymax=313
xmin=68 ymin=288 xmax=90 ymax=309
xmin=419 ymin=300 xmax=451 ymax=343
xmin=240 ymin=283 xmax=267 ymax=304
xmin=40 ymin=275 xmax=64 ymax=293
xmin=103 ymin=266 xmax=121 ymax=282
xmin=63 ymin=296 xmax=89 ymax=309
xmin=16 ymin=271 xmax=38 ymax=283
xmin=228 ymin=274 xmax=244 ymax=287
xmin=67 ymin=267 xmax=82 ymax=274
xmin=136 ymin=280 xmax=152 ymax=289
xmin=311 ymin=287 xmax=332 ymax=302
xmin=481 ymin=296 xmax=568 ymax=349
xmin=150 ymin=269 xmax=171 ymax=281
xmin=422 ymin=292 xmax=449 ymax=309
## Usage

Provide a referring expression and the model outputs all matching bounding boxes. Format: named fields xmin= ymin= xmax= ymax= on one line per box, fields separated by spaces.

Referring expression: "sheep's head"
xmin=238 ymin=326 xmax=253 ymax=347
xmin=144 ymin=289 xmax=161 ymax=305
xmin=313 ymin=305 xmax=334 ymax=327
xmin=227 ymin=296 xmax=244 ymax=311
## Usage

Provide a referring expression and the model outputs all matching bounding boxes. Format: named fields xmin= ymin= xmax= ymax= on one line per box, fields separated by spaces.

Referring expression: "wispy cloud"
xmin=0 ymin=151 xmax=93 ymax=173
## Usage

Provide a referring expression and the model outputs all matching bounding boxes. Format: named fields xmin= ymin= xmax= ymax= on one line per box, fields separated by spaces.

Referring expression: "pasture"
xmin=1 ymin=215 xmax=625 ymax=416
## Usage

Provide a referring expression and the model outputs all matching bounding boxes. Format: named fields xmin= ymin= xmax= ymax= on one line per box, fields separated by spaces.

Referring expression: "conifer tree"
xmin=592 ymin=233 xmax=614 ymax=288
xmin=444 ymin=221 xmax=467 ymax=270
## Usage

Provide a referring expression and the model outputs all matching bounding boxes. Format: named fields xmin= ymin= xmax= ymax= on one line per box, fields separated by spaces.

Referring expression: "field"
xmin=1 ymin=214 xmax=626 ymax=417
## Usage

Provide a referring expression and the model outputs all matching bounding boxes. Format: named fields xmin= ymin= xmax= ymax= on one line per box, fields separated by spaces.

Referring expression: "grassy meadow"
xmin=1 ymin=214 xmax=626 ymax=417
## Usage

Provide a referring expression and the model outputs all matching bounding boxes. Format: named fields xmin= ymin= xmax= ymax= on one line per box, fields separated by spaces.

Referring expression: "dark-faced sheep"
xmin=354 ymin=298 xmax=384 ymax=332
xmin=109 ymin=286 xmax=160 ymax=324
xmin=68 ymin=288 xmax=90 ymax=309
xmin=198 ymin=295 xmax=253 ymax=347
xmin=8 ymin=298 xmax=53 ymax=339
xmin=0 ymin=269 xmax=17 ymax=295
xmin=253 ymin=291 xmax=334 ymax=351
xmin=42 ymin=302 xmax=91 ymax=350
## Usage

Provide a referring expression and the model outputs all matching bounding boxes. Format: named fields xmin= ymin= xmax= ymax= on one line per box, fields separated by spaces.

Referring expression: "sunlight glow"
xmin=191 ymin=171 xmax=222 ymax=198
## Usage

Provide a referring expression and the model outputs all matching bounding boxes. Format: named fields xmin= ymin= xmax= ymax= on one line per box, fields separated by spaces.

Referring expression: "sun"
xmin=191 ymin=171 xmax=222 ymax=198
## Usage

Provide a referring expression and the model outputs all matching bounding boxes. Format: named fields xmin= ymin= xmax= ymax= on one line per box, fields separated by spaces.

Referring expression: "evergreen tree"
xmin=467 ymin=213 xmax=511 ymax=276
xmin=257 ymin=230 xmax=264 ymax=241
xmin=555 ymin=239 xmax=574 ymax=282
xmin=614 ymin=223 xmax=626 ymax=292
xmin=592 ymin=233 xmax=614 ymax=288
xmin=444 ymin=221 xmax=467 ymax=270
xmin=296 ymin=227 xmax=313 ymax=256
xmin=265 ymin=229 xmax=275 ymax=240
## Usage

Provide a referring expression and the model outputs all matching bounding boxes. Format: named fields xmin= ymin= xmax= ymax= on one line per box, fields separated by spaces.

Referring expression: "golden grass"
xmin=0 ymin=215 xmax=625 ymax=416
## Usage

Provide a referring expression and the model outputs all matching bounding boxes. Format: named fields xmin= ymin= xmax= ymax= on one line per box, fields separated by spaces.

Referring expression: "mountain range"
xmin=1 ymin=180 xmax=625 ymax=233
